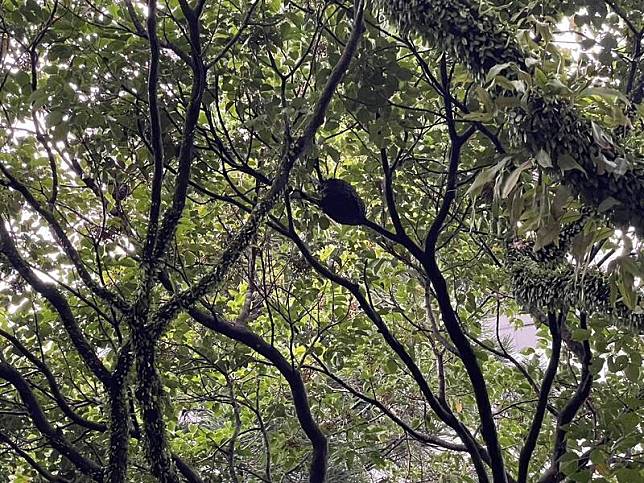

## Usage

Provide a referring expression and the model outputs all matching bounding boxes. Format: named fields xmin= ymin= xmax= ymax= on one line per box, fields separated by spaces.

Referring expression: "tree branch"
xmin=379 ymin=0 xmax=644 ymax=232
xmin=308 ymin=358 xmax=468 ymax=452
xmin=0 ymin=362 xmax=103 ymax=481
xmin=142 ymin=0 xmax=166 ymax=262
xmin=0 ymin=430 xmax=72 ymax=483
xmin=538 ymin=313 xmax=593 ymax=483
xmin=282 ymin=215 xmax=491 ymax=481
xmin=189 ymin=308 xmax=329 ymax=483
xmin=517 ymin=312 xmax=563 ymax=483
xmin=0 ymin=328 xmax=106 ymax=432
xmin=0 ymin=165 xmax=129 ymax=313
xmin=0 ymin=221 xmax=111 ymax=385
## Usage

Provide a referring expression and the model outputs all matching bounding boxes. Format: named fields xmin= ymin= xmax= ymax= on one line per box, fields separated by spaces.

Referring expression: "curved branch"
xmin=0 ymin=328 xmax=106 ymax=432
xmin=308 ymin=359 xmax=468 ymax=452
xmin=283 ymin=217 xmax=491 ymax=482
xmin=0 ymin=165 xmax=129 ymax=313
xmin=539 ymin=313 xmax=593 ymax=483
xmin=189 ymin=308 xmax=328 ymax=483
xmin=130 ymin=2 xmax=209 ymax=480
xmin=415 ymin=76 xmax=507 ymax=480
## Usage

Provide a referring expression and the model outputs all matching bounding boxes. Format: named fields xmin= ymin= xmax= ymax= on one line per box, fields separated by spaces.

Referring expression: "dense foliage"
xmin=0 ymin=0 xmax=642 ymax=482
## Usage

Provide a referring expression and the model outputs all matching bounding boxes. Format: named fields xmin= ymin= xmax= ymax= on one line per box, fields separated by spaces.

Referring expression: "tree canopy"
xmin=0 ymin=0 xmax=643 ymax=482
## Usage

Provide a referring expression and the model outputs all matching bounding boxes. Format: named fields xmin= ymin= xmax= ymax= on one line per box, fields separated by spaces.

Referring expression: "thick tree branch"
xmin=414 ymin=64 xmax=507 ymax=480
xmin=105 ymin=382 xmax=130 ymax=483
xmin=130 ymin=2 xmax=209 ymax=480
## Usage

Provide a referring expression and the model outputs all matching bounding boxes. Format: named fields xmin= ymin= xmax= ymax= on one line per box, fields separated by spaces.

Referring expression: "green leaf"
xmin=597 ymin=197 xmax=621 ymax=212
xmin=467 ymin=157 xmax=508 ymax=197
xmin=557 ymin=154 xmax=587 ymax=174
xmin=571 ymin=329 xmax=590 ymax=342
xmin=570 ymin=470 xmax=592 ymax=483
xmin=535 ymin=149 xmax=552 ymax=168
xmin=579 ymin=86 xmax=629 ymax=104
xmin=502 ymin=160 xmax=531 ymax=198
xmin=485 ymin=62 xmax=513 ymax=84
xmin=46 ymin=110 xmax=64 ymax=127
xmin=29 ymin=89 xmax=49 ymax=108
xmin=461 ymin=111 xmax=493 ymax=122
xmin=624 ymin=363 xmax=640 ymax=382
xmin=319 ymin=216 xmax=330 ymax=230
xmin=534 ymin=221 xmax=561 ymax=251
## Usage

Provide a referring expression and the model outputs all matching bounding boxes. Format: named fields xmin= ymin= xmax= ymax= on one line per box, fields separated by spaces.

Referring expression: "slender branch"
xmin=0 ymin=328 xmax=106 ymax=432
xmin=415 ymin=60 xmax=507 ymax=481
xmin=122 ymin=0 xmax=193 ymax=65
xmin=205 ymin=0 xmax=260 ymax=69
xmin=603 ymin=0 xmax=638 ymax=35
xmin=0 ymin=362 xmax=103 ymax=481
xmin=517 ymin=312 xmax=562 ymax=483
xmin=142 ymin=0 xmax=166 ymax=262
xmin=283 ymin=216 xmax=490 ymax=482
xmin=309 ymin=358 xmax=468 ymax=452
xmin=539 ymin=313 xmax=593 ymax=483
xmin=0 ymin=430 xmax=72 ymax=483
xmin=424 ymin=59 xmax=474 ymax=255
xmin=379 ymin=147 xmax=424 ymax=260
xmin=147 ymin=2 xmax=207 ymax=264
xmin=0 ymin=165 xmax=129 ymax=313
